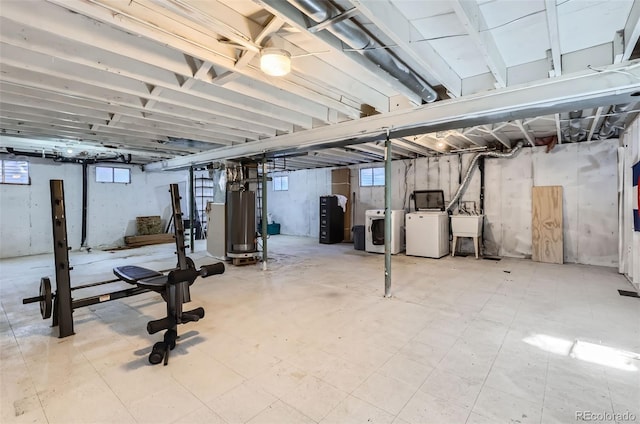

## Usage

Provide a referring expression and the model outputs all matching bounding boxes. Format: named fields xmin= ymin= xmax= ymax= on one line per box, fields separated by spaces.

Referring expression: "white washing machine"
xmin=406 ymin=212 xmax=449 ymax=258
xmin=405 ymin=190 xmax=450 ymax=258
xmin=365 ymin=209 xmax=405 ymax=254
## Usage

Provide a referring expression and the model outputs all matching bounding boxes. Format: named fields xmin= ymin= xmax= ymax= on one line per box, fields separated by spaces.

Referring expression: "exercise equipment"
xmin=23 ymin=180 xmax=225 ymax=365
xmin=123 ymin=261 xmax=224 ymax=365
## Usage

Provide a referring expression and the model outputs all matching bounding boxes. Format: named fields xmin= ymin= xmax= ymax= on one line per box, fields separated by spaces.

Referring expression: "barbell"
xmin=22 ymin=277 xmax=53 ymax=319
xmin=22 ymin=258 xmax=197 ymax=320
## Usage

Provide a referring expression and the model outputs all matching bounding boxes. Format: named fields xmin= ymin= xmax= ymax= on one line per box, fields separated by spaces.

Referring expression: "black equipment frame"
xmin=23 ymin=180 xmax=191 ymax=338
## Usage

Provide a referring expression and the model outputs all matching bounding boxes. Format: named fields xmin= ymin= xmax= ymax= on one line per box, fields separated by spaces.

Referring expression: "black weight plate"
xmin=39 ymin=277 xmax=52 ymax=319
xmin=177 ymin=257 xmax=196 ymax=270
xmin=177 ymin=257 xmax=197 ymax=285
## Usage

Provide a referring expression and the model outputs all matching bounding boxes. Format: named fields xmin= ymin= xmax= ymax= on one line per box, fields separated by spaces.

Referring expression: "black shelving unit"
xmin=319 ymin=196 xmax=344 ymax=244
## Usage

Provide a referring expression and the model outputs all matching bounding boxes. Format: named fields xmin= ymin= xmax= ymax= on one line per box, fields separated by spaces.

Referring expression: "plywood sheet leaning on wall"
xmin=532 ymin=186 xmax=563 ymax=264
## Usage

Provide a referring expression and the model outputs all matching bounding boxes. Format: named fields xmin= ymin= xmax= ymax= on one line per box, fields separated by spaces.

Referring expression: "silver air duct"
xmin=599 ymin=103 xmax=636 ymax=139
xmin=446 ymin=141 xmax=525 ymax=212
xmin=288 ymin=0 xmax=438 ymax=103
xmin=566 ymin=110 xmax=585 ymax=142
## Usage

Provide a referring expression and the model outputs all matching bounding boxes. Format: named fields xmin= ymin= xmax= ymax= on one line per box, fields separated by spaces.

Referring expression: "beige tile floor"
xmin=1 ymin=235 xmax=639 ymax=424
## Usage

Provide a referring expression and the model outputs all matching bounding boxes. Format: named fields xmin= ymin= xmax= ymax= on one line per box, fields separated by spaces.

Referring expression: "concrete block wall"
xmin=0 ymin=156 xmax=187 ymax=258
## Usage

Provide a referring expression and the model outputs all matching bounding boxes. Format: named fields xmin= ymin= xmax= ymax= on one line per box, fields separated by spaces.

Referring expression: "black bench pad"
xmin=113 ymin=265 xmax=163 ymax=285
xmin=137 ymin=275 xmax=169 ymax=290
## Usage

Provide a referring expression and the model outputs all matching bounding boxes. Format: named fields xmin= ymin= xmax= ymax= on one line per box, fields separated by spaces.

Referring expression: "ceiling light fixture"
xmin=260 ymin=48 xmax=291 ymax=77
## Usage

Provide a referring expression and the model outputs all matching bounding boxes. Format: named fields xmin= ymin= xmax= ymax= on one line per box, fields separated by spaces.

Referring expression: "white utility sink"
xmin=451 ymin=214 xmax=484 ymax=237
xmin=451 ymin=215 xmax=484 ymax=258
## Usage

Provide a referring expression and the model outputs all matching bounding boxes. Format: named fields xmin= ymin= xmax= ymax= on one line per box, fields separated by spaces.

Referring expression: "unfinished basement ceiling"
xmin=1 ymin=0 xmax=639 ymax=169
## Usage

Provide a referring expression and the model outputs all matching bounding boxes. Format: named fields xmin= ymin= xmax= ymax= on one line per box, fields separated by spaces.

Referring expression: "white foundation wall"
xmin=0 ymin=159 xmax=82 ymax=258
xmin=484 ymin=140 xmax=618 ymax=266
xmin=87 ymin=167 xmax=187 ymax=248
xmin=267 ymin=155 xmax=480 ymax=239
xmin=0 ymin=157 xmax=186 ymax=258
xmin=271 ymin=140 xmax=618 ymax=266
xmin=350 ymin=154 xmax=481 ymax=225
xmin=267 ymin=168 xmax=331 ymax=237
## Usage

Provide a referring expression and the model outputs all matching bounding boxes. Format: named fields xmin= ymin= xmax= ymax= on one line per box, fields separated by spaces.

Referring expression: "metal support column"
xmin=81 ymin=162 xmax=88 ymax=248
xmin=49 ymin=180 xmax=74 ymax=337
xmin=189 ymin=166 xmax=195 ymax=253
xmin=261 ymin=157 xmax=268 ymax=271
xmin=384 ymin=130 xmax=392 ymax=298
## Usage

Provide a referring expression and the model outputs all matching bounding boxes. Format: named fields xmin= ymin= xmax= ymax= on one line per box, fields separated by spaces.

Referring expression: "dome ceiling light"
xmin=260 ymin=48 xmax=291 ymax=77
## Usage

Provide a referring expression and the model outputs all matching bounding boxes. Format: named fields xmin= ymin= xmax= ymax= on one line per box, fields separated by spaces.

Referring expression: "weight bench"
xmin=113 ymin=262 xmax=225 ymax=365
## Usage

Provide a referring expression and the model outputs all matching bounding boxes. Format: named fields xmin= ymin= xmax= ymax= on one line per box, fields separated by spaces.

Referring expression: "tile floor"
xmin=1 ymin=235 xmax=639 ymax=424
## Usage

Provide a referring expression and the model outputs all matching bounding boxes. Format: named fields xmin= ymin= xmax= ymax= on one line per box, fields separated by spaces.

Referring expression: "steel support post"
xmin=262 ymin=157 xmax=268 ymax=270
xmin=384 ymin=130 xmax=392 ymax=298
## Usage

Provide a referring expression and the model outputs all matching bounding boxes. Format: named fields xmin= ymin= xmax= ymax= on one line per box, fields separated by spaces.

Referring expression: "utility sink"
xmin=451 ymin=215 xmax=484 ymax=237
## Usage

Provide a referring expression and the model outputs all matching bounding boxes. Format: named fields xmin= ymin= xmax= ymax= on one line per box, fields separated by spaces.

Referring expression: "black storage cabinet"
xmin=319 ymin=196 xmax=344 ymax=244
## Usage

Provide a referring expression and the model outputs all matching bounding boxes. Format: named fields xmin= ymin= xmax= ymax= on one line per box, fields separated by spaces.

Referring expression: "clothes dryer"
xmin=365 ymin=209 xmax=405 ymax=254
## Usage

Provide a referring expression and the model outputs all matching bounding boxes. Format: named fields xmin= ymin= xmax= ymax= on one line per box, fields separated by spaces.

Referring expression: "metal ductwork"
xmin=598 ymin=103 xmax=637 ymax=139
xmin=446 ymin=141 xmax=524 ymax=212
xmin=565 ymin=110 xmax=585 ymax=142
xmin=288 ymin=0 xmax=438 ymax=103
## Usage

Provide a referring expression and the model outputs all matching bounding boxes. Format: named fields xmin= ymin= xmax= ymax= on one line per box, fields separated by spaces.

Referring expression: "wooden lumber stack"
xmin=124 ymin=233 xmax=175 ymax=248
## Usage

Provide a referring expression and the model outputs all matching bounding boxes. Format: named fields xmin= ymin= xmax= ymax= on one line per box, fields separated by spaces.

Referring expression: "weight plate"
xmin=177 ymin=257 xmax=196 ymax=270
xmin=39 ymin=277 xmax=52 ymax=320
xmin=176 ymin=257 xmax=196 ymax=285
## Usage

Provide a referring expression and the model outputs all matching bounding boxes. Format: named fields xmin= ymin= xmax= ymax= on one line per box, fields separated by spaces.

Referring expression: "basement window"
xmin=273 ymin=175 xmax=288 ymax=191
xmin=360 ymin=167 xmax=385 ymax=187
xmin=96 ymin=166 xmax=130 ymax=184
xmin=1 ymin=160 xmax=29 ymax=185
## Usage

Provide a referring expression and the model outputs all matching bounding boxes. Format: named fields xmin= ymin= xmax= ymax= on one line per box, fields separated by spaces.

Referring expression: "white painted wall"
xmin=0 ymin=156 xmax=187 ymax=258
xmin=87 ymin=166 xmax=188 ymax=248
xmin=485 ymin=140 xmax=619 ymax=266
xmin=266 ymin=169 xmax=331 ymax=237
xmin=620 ymin=117 xmax=640 ymax=290
xmin=268 ymin=140 xmax=619 ymax=266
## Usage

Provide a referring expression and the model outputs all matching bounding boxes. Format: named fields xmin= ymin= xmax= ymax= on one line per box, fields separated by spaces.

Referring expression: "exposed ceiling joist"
xmin=451 ymin=0 xmax=507 ymax=87
xmin=259 ymin=0 xmax=423 ymax=106
xmin=144 ymin=61 xmax=640 ymax=170
xmin=449 ymin=130 xmax=488 ymax=147
xmin=554 ymin=113 xmax=563 ymax=144
xmin=235 ymin=16 xmax=285 ymax=69
xmin=146 ymin=0 xmax=262 ymax=53
xmin=587 ymin=106 xmax=605 ymax=141
xmin=351 ymin=0 xmax=463 ymax=96
xmin=479 ymin=124 xmax=512 ymax=148
xmin=1 ymin=0 xmax=638 ymax=168
xmin=514 ymin=119 xmax=536 ymax=147
xmin=42 ymin=0 xmax=361 ymax=119
xmin=392 ymin=138 xmax=435 ymax=156
xmin=623 ymin=0 xmax=640 ymax=61
xmin=545 ymin=0 xmax=562 ymax=77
